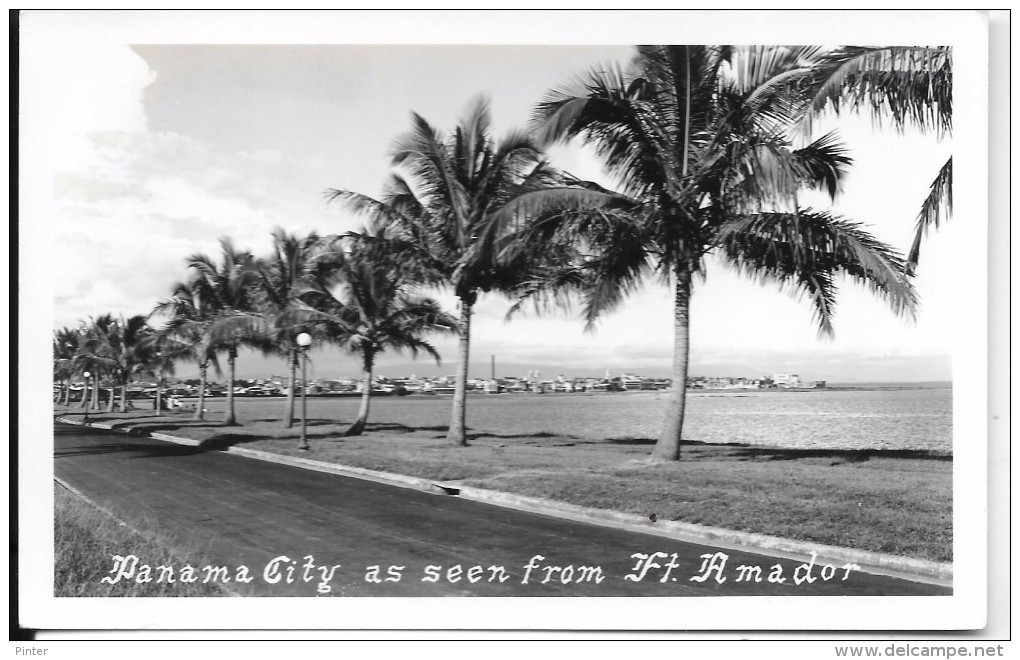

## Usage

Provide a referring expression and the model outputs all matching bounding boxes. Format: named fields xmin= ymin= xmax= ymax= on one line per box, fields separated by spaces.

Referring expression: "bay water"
xmin=267 ymin=384 xmax=953 ymax=453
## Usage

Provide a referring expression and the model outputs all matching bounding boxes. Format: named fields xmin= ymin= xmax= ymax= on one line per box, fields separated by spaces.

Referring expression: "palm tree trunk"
xmin=119 ymin=381 xmax=128 ymax=413
xmin=446 ymin=299 xmax=473 ymax=446
xmin=155 ymin=374 xmax=163 ymax=416
xmin=63 ymin=378 xmax=71 ymax=406
xmin=107 ymin=383 xmax=116 ymax=412
xmin=346 ymin=352 xmax=374 ymax=437
xmin=282 ymin=348 xmax=297 ymax=428
xmin=79 ymin=376 xmax=89 ymax=408
xmin=653 ymin=268 xmax=693 ymax=462
xmin=194 ymin=363 xmax=207 ymax=421
xmin=91 ymin=377 xmax=100 ymax=409
xmin=224 ymin=347 xmax=238 ymax=426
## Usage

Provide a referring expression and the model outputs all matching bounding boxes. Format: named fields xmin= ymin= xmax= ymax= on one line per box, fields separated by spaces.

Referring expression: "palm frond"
xmin=907 ymin=155 xmax=952 ymax=273
xmin=790 ymin=130 xmax=853 ymax=200
xmin=530 ymin=65 xmax=673 ymax=200
xmin=325 ymin=188 xmax=417 ymax=229
xmin=715 ymin=209 xmax=918 ymax=336
xmin=801 ymin=46 xmax=952 ymax=139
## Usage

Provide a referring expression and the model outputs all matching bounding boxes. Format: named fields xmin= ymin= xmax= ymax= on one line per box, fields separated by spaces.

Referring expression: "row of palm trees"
xmin=55 ymin=231 xmax=458 ymax=437
xmin=54 ymin=45 xmax=951 ymax=461
xmin=53 ymin=314 xmax=176 ymax=415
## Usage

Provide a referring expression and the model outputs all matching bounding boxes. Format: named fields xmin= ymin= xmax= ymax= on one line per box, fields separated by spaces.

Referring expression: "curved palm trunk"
xmin=346 ymin=352 xmax=374 ymax=437
xmin=224 ymin=346 xmax=238 ymax=426
xmin=107 ymin=382 xmax=116 ymax=412
xmin=446 ymin=300 xmax=473 ymax=446
xmin=282 ymin=348 xmax=297 ymax=428
xmin=119 ymin=381 xmax=129 ymax=412
xmin=194 ymin=363 xmax=208 ymax=421
xmin=653 ymin=268 xmax=693 ymax=462
xmin=91 ymin=377 xmax=100 ymax=409
xmin=63 ymin=379 xmax=72 ymax=406
xmin=155 ymin=374 xmax=163 ymax=416
xmin=79 ymin=377 xmax=89 ymax=408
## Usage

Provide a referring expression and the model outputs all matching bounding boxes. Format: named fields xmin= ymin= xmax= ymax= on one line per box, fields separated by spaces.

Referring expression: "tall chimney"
xmin=491 ymin=355 xmax=495 ymax=380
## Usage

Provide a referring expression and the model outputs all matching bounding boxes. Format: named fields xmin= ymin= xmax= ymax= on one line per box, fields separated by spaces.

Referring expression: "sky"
xmin=38 ymin=33 xmax=959 ymax=383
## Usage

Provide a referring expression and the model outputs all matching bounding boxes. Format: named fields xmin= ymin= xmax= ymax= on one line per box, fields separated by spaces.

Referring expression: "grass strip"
xmin=54 ymin=483 xmax=229 ymax=597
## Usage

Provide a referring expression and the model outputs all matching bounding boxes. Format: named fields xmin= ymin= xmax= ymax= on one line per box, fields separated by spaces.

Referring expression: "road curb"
xmin=55 ymin=416 xmax=953 ymax=587
xmin=224 ymin=445 xmax=441 ymax=493
xmin=150 ymin=432 xmax=201 ymax=446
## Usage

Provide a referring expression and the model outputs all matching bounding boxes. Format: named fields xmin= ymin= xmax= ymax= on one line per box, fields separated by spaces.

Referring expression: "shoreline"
xmin=122 ymin=381 xmax=951 ymax=403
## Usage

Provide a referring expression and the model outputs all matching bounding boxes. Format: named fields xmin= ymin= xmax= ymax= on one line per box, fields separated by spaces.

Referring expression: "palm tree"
xmin=144 ymin=333 xmax=186 ymax=416
xmin=53 ymin=327 xmax=80 ymax=405
xmin=327 ymin=97 xmax=587 ymax=445
xmin=526 ymin=45 xmax=918 ymax=461
xmin=252 ymin=228 xmax=321 ymax=428
xmin=71 ymin=327 xmax=92 ymax=409
xmin=152 ymin=281 xmax=220 ymax=421
xmin=85 ymin=314 xmax=156 ymax=412
xmin=182 ymin=239 xmax=261 ymax=426
xmin=81 ymin=314 xmax=118 ymax=411
xmin=289 ymin=235 xmax=457 ymax=437
xmin=800 ymin=46 xmax=952 ymax=272
xmin=69 ymin=321 xmax=102 ymax=410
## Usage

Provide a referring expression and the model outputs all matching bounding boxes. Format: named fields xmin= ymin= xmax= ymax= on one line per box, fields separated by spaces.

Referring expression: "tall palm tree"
xmin=289 ymin=235 xmax=457 ymax=437
xmin=182 ymin=239 xmax=261 ymax=426
xmin=252 ymin=228 xmax=321 ymax=428
xmin=81 ymin=314 xmax=118 ymax=411
xmin=70 ymin=326 xmax=92 ymax=409
xmin=800 ymin=46 xmax=952 ymax=272
xmin=144 ymin=333 xmax=186 ymax=416
xmin=327 ymin=97 xmax=586 ymax=446
xmin=152 ymin=281 xmax=220 ymax=421
xmin=526 ymin=45 xmax=918 ymax=461
xmin=85 ymin=314 xmax=156 ymax=412
xmin=53 ymin=327 xmax=80 ymax=405
xmin=69 ymin=321 xmax=101 ymax=410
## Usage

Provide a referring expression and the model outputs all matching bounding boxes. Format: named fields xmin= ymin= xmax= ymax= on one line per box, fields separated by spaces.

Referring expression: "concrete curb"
xmin=150 ymin=432 xmax=201 ymax=446
xmin=225 ymin=445 xmax=440 ymax=493
xmin=55 ymin=415 xmax=952 ymax=587
xmin=57 ymin=417 xmax=112 ymax=430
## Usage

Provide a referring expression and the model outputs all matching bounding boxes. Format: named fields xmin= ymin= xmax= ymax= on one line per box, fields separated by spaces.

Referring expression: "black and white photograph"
xmin=15 ymin=8 xmax=999 ymax=641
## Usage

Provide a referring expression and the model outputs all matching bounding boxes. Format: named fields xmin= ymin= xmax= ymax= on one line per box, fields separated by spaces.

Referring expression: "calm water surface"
xmin=239 ymin=386 xmax=953 ymax=453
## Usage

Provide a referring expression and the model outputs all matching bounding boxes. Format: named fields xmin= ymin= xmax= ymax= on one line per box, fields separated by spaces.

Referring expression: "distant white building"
xmin=772 ymin=373 xmax=802 ymax=388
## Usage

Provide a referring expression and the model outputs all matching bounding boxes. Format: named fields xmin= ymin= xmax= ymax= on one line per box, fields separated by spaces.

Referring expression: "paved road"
xmin=53 ymin=423 xmax=950 ymax=597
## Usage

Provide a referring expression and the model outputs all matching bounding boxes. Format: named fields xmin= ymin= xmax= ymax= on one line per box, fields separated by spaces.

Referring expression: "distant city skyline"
xmin=160 ymin=353 xmax=951 ymax=385
xmin=31 ymin=21 xmax=958 ymax=384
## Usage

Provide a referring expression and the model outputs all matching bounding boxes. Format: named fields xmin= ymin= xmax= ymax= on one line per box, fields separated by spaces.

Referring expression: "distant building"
xmin=772 ymin=373 xmax=802 ymax=388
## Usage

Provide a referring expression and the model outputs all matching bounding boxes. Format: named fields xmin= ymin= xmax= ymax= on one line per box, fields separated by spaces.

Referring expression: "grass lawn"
xmin=54 ymin=399 xmax=953 ymax=563
xmin=54 ymin=484 xmax=229 ymax=597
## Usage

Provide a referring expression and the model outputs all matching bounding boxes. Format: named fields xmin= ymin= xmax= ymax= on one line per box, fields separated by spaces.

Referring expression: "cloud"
xmin=49 ymin=50 xmax=355 ymax=328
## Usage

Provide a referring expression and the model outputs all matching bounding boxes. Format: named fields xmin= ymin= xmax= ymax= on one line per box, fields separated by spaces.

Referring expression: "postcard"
xmin=16 ymin=8 xmax=993 ymax=636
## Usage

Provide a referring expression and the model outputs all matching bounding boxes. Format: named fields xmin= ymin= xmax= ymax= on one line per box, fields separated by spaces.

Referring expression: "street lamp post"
xmin=82 ymin=371 xmax=91 ymax=424
xmin=296 ymin=333 xmax=312 ymax=450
